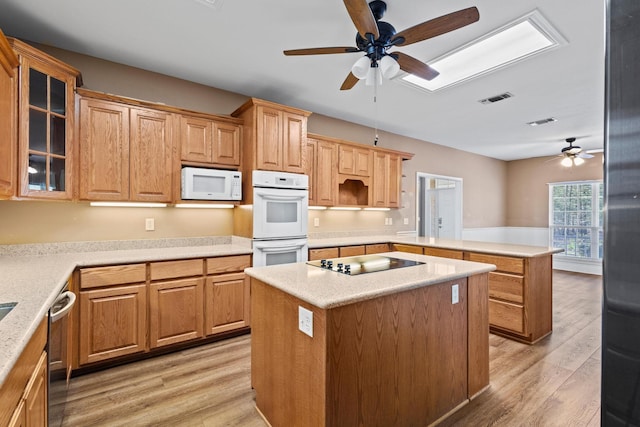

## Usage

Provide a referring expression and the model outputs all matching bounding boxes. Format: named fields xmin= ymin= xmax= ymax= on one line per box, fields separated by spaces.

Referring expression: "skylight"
xmin=401 ymin=10 xmax=566 ymax=92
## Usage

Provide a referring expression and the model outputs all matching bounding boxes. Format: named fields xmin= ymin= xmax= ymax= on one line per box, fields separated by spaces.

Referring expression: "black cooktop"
xmin=307 ymin=254 xmax=424 ymax=276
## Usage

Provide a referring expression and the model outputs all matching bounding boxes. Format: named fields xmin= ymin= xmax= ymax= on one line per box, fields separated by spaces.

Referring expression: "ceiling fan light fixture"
xmin=561 ymin=157 xmax=573 ymax=167
xmin=365 ymin=67 xmax=382 ymax=86
xmin=352 ymin=56 xmax=371 ymax=79
xmin=573 ymin=157 xmax=585 ymax=166
xmin=380 ymin=55 xmax=400 ymax=79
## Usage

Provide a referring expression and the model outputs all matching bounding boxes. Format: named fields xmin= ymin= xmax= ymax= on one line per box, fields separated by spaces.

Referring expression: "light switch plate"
xmin=314 ymin=217 xmax=320 ymax=227
xmin=145 ymin=218 xmax=155 ymax=231
xmin=452 ymin=284 xmax=459 ymax=304
xmin=299 ymin=306 xmax=313 ymax=337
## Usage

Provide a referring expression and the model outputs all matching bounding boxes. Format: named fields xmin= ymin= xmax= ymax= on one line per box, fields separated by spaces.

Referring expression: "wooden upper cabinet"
xmin=0 ymin=29 xmax=18 ymax=199
xmin=79 ymin=97 xmax=130 ymax=201
xmin=129 ymin=107 xmax=173 ymax=202
xmin=315 ymin=139 xmax=338 ymax=206
xmin=9 ymin=37 xmax=82 ymax=200
xmin=306 ymin=138 xmax=317 ymax=204
xmin=232 ymin=98 xmax=310 ymax=174
xmin=77 ymin=90 xmax=173 ymax=202
xmin=339 ymin=144 xmax=371 ymax=177
xmin=180 ymin=114 xmax=241 ymax=167
xmin=372 ymin=152 xmax=402 ymax=208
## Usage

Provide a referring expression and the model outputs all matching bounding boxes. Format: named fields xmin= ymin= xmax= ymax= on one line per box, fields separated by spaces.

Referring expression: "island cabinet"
xmin=1 ymin=317 xmax=48 ymax=427
xmin=250 ymin=270 xmax=490 ymax=427
xmin=204 ymin=255 xmax=251 ymax=335
xmin=149 ymin=259 xmax=204 ymax=348
xmin=77 ymin=264 xmax=148 ymax=365
xmin=179 ymin=114 xmax=241 ymax=168
xmin=9 ymin=37 xmax=82 ymax=200
xmin=308 ymin=243 xmax=390 ymax=261
xmin=78 ymin=91 xmax=173 ymax=202
xmin=0 ymin=29 xmax=19 ymax=199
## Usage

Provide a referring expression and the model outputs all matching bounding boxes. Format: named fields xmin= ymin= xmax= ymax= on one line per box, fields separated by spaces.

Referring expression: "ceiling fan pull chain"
xmin=374 ymin=69 xmax=379 ymax=146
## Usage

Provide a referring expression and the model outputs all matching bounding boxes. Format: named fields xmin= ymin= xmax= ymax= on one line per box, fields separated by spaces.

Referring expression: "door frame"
xmin=416 ymin=172 xmax=463 ymax=239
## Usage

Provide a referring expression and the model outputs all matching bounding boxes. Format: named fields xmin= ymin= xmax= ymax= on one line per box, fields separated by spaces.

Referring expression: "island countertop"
xmin=308 ymin=235 xmax=563 ymax=258
xmin=245 ymin=251 xmax=496 ymax=309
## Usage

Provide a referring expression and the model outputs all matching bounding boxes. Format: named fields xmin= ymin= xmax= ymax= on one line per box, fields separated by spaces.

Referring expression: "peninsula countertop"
xmin=245 ymin=251 xmax=496 ymax=309
xmin=308 ymin=235 xmax=563 ymax=258
xmin=0 ymin=239 xmax=252 ymax=389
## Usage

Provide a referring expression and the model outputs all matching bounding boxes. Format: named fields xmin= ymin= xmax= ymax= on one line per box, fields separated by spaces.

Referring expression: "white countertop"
xmin=308 ymin=235 xmax=563 ymax=258
xmin=245 ymin=251 xmax=496 ymax=309
xmin=0 ymin=241 xmax=252 ymax=389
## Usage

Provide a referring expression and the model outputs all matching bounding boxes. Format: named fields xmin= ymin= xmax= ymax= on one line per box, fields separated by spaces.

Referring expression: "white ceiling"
xmin=0 ymin=0 xmax=605 ymax=161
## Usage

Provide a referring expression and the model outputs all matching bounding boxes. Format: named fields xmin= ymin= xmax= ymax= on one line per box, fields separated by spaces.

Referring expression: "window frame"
xmin=548 ymin=180 xmax=603 ymax=260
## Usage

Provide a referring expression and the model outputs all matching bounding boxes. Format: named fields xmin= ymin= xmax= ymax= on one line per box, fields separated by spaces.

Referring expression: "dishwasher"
xmin=48 ymin=283 xmax=76 ymax=427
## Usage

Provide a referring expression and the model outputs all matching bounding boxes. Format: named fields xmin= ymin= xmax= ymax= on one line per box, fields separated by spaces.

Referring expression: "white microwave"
xmin=181 ymin=167 xmax=242 ymax=201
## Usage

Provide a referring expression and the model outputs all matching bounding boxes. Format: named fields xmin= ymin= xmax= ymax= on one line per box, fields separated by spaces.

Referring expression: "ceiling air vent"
xmin=479 ymin=92 xmax=514 ymax=105
xmin=526 ymin=117 xmax=557 ymax=126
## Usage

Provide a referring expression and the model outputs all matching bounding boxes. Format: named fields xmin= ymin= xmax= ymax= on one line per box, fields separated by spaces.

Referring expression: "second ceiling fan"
xmin=283 ymin=0 xmax=480 ymax=90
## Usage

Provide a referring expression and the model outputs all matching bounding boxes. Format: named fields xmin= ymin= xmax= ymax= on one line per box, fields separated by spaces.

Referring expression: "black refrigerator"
xmin=603 ymin=0 xmax=640 ymax=424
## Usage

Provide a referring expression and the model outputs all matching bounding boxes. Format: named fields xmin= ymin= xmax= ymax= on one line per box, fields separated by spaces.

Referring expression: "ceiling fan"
xmin=558 ymin=137 xmax=594 ymax=167
xmin=283 ymin=0 xmax=480 ymax=90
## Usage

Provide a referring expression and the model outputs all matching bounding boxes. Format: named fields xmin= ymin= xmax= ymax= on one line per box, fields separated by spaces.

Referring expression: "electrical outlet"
xmin=314 ymin=217 xmax=320 ymax=227
xmin=145 ymin=218 xmax=155 ymax=231
xmin=452 ymin=284 xmax=459 ymax=304
xmin=298 ymin=306 xmax=313 ymax=337
xmin=403 ymin=217 xmax=409 ymax=225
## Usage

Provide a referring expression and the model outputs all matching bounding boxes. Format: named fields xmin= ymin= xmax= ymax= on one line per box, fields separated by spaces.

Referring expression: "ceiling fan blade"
xmin=343 ymin=0 xmax=380 ymax=40
xmin=340 ymin=72 xmax=360 ymax=90
xmin=394 ymin=52 xmax=440 ymax=81
xmin=391 ymin=7 xmax=479 ymax=47
xmin=578 ymin=152 xmax=595 ymax=159
xmin=284 ymin=47 xmax=361 ymax=56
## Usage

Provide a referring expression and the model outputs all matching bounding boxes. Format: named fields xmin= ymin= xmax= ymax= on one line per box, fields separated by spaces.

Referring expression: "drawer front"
xmin=206 ymin=255 xmax=251 ymax=275
xmin=424 ymin=247 xmax=464 ymax=260
xmin=309 ymin=247 xmax=339 ymax=261
xmin=365 ymin=243 xmax=390 ymax=255
xmin=339 ymin=245 xmax=365 ymax=257
xmin=150 ymin=259 xmax=203 ymax=281
xmin=489 ymin=299 xmax=525 ymax=334
xmin=80 ymin=264 xmax=146 ymax=289
xmin=489 ymin=272 xmax=524 ymax=304
xmin=391 ymin=244 xmax=423 ymax=255
xmin=467 ymin=252 xmax=524 ymax=275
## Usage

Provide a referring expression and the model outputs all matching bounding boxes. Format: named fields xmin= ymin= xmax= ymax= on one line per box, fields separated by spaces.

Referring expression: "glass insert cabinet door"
xmin=13 ymin=40 xmax=80 ymax=199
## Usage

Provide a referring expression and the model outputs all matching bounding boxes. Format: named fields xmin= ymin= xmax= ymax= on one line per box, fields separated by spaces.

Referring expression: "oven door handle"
xmin=254 ymin=192 xmax=306 ymax=202
xmin=259 ymin=244 xmax=306 ymax=253
xmin=51 ymin=291 xmax=76 ymax=323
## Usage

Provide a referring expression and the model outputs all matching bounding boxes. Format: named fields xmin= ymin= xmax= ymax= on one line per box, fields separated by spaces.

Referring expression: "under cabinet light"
xmin=89 ymin=202 xmax=168 ymax=208
xmin=174 ymin=203 xmax=235 ymax=209
xmin=308 ymin=206 xmax=328 ymax=210
xmin=363 ymin=207 xmax=391 ymax=211
xmin=329 ymin=207 xmax=362 ymax=211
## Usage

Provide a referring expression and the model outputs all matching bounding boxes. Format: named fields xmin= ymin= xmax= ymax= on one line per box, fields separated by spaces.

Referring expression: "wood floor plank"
xmin=61 ymin=270 xmax=602 ymax=427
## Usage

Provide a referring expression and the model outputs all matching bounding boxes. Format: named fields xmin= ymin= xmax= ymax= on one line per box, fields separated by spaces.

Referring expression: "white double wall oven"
xmin=251 ymin=170 xmax=309 ymax=267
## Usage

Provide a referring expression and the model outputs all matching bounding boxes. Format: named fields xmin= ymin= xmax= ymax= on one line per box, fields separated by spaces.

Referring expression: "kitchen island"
xmin=245 ymin=251 xmax=496 ymax=427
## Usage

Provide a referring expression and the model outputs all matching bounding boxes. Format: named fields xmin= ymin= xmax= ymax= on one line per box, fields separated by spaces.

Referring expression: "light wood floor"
xmin=61 ymin=270 xmax=602 ymax=427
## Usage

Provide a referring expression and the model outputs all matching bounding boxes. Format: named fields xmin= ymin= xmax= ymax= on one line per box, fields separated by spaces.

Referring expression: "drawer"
xmin=489 ymin=299 xmax=525 ymax=334
xmin=150 ymin=259 xmax=203 ymax=281
xmin=365 ymin=243 xmax=390 ymax=255
xmin=206 ymin=254 xmax=251 ymax=275
xmin=80 ymin=264 xmax=146 ymax=289
xmin=489 ymin=272 xmax=524 ymax=304
xmin=309 ymin=247 xmax=339 ymax=261
xmin=391 ymin=244 xmax=423 ymax=255
xmin=339 ymin=245 xmax=365 ymax=257
xmin=466 ymin=252 xmax=524 ymax=275
xmin=424 ymin=247 xmax=464 ymax=260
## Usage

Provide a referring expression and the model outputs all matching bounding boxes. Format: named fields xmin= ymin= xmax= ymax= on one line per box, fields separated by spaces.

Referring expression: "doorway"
xmin=416 ymin=173 xmax=463 ymax=239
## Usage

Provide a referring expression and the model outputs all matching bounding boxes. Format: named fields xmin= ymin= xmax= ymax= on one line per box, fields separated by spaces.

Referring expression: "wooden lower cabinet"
xmin=1 ymin=318 xmax=48 ymax=427
xmin=79 ymin=284 xmax=148 ymax=365
xmin=391 ymin=243 xmax=424 ymax=254
xmin=205 ymin=272 xmax=250 ymax=335
xmin=365 ymin=243 xmax=390 ymax=254
xmin=149 ymin=277 xmax=204 ymax=348
xmin=309 ymin=247 xmax=339 ymax=261
xmin=339 ymin=245 xmax=365 ymax=257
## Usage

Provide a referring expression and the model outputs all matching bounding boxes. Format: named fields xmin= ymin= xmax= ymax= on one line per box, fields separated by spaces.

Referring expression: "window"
xmin=549 ymin=181 xmax=603 ymax=259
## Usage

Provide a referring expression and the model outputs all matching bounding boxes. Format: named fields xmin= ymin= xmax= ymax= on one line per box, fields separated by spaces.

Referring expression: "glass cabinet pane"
xmin=50 ymin=157 xmax=66 ymax=191
xmin=28 ymin=154 xmax=47 ymax=190
xmin=50 ymin=77 xmax=66 ymax=115
xmin=51 ymin=116 xmax=66 ymax=155
xmin=29 ymin=109 xmax=47 ymax=152
xmin=29 ymin=69 xmax=48 ymax=109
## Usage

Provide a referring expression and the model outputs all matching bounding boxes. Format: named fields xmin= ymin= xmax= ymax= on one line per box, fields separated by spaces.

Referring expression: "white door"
xmin=417 ymin=173 xmax=462 ymax=240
